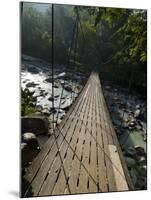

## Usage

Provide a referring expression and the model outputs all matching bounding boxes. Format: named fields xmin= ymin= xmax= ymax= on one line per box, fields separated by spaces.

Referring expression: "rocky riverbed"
xmin=21 ymin=54 xmax=87 ymax=128
xmin=102 ymin=80 xmax=147 ymax=190
xmin=21 ymin=54 xmax=87 ymax=172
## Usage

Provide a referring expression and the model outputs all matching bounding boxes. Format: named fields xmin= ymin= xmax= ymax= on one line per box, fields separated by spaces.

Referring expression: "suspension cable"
xmin=51 ymin=4 xmax=72 ymax=194
xmin=55 ymin=16 xmax=78 ymax=126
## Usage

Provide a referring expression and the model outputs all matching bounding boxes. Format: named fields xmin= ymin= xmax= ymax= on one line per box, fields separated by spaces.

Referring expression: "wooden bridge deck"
xmin=22 ymin=71 xmax=133 ymax=197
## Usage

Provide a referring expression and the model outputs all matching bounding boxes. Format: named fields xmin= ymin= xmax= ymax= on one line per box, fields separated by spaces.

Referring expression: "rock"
xmin=126 ymin=146 xmax=137 ymax=156
xmin=125 ymin=156 xmax=136 ymax=167
xmin=28 ymin=66 xmax=39 ymax=74
xmin=136 ymin=124 xmax=142 ymax=130
xmin=139 ymin=165 xmax=147 ymax=176
xmin=128 ymin=126 xmax=134 ymax=131
xmin=54 ymin=94 xmax=59 ymax=98
xmin=50 ymin=107 xmax=57 ymax=114
xmin=64 ymin=85 xmax=73 ymax=92
xmin=134 ymin=109 xmax=141 ymax=118
xmin=45 ymin=77 xmax=52 ymax=82
xmin=136 ymin=104 xmax=141 ymax=109
xmin=55 ymin=72 xmax=66 ymax=79
xmin=134 ymin=145 xmax=145 ymax=156
xmin=21 ymin=116 xmax=49 ymax=135
xmin=137 ymin=156 xmax=146 ymax=165
xmin=143 ymin=135 xmax=147 ymax=141
xmin=48 ymin=96 xmax=54 ymax=101
xmin=123 ymin=122 xmax=129 ymax=129
xmin=135 ymin=177 xmax=146 ymax=189
xmin=21 ymin=133 xmax=40 ymax=167
xmin=113 ymin=96 xmax=118 ymax=101
xmin=23 ymin=132 xmax=37 ymax=143
xmin=42 ymin=109 xmax=50 ymax=116
xmin=105 ymin=86 xmax=110 ymax=90
xmin=128 ymin=120 xmax=136 ymax=130
xmin=26 ymin=82 xmax=39 ymax=88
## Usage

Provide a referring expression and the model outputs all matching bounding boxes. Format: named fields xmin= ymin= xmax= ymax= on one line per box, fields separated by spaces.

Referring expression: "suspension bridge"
xmin=21 ymin=4 xmax=134 ymax=197
xmin=22 ymin=71 xmax=134 ymax=197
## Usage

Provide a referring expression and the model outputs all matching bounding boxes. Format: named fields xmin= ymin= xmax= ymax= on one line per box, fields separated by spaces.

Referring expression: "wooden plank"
xmin=88 ymin=84 xmax=97 ymax=193
xmin=95 ymin=86 xmax=108 ymax=192
xmin=108 ymin=144 xmax=128 ymax=191
xmin=96 ymin=74 xmax=117 ymax=192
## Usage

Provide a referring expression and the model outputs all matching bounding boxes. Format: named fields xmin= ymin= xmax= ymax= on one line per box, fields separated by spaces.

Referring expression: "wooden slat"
xmin=52 ymin=83 xmax=92 ymax=194
xmin=38 ymin=79 xmax=91 ymax=196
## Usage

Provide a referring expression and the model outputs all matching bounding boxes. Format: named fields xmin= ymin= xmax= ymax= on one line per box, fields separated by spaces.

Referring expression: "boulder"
xmin=21 ymin=116 xmax=49 ymax=135
xmin=21 ymin=133 xmax=40 ymax=168
xmin=134 ymin=145 xmax=145 ymax=156
xmin=126 ymin=146 xmax=137 ymax=157
xmin=26 ymin=82 xmax=39 ymax=88
xmin=48 ymin=96 xmax=54 ymax=101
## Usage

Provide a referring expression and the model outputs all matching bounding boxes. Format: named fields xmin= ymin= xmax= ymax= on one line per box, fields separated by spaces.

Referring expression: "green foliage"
xmin=21 ymin=88 xmax=37 ymax=116
xmin=22 ymin=5 xmax=75 ymax=64
xmin=22 ymin=4 xmax=147 ymax=90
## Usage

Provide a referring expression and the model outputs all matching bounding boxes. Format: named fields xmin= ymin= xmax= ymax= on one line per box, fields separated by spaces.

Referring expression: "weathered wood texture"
xmin=23 ymin=71 xmax=134 ymax=197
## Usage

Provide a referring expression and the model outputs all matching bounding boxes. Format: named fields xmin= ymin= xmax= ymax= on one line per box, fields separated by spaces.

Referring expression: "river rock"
xmin=48 ymin=96 xmax=54 ymax=101
xmin=136 ymin=104 xmax=141 ymax=109
xmin=54 ymin=94 xmax=59 ymax=98
xmin=135 ymin=177 xmax=146 ymax=189
xmin=28 ymin=65 xmax=39 ymax=74
xmin=143 ymin=135 xmax=147 ymax=141
xmin=26 ymin=82 xmax=39 ymax=88
xmin=42 ymin=109 xmax=50 ymax=116
xmin=45 ymin=77 xmax=52 ymax=82
xmin=22 ymin=116 xmax=49 ymax=135
xmin=126 ymin=146 xmax=137 ymax=156
xmin=55 ymin=72 xmax=66 ymax=79
xmin=137 ymin=156 xmax=146 ymax=165
xmin=139 ymin=165 xmax=147 ymax=176
xmin=134 ymin=145 xmax=145 ymax=156
xmin=134 ymin=109 xmax=141 ymax=118
xmin=21 ymin=143 xmax=39 ymax=168
xmin=23 ymin=132 xmax=38 ymax=144
xmin=64 ymin=85 xmax=73 ymax=92
xmin=125 ymin=156 xmax=136 ymax=168
xmin=21 ymin=133 xmax=40 ymax=167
